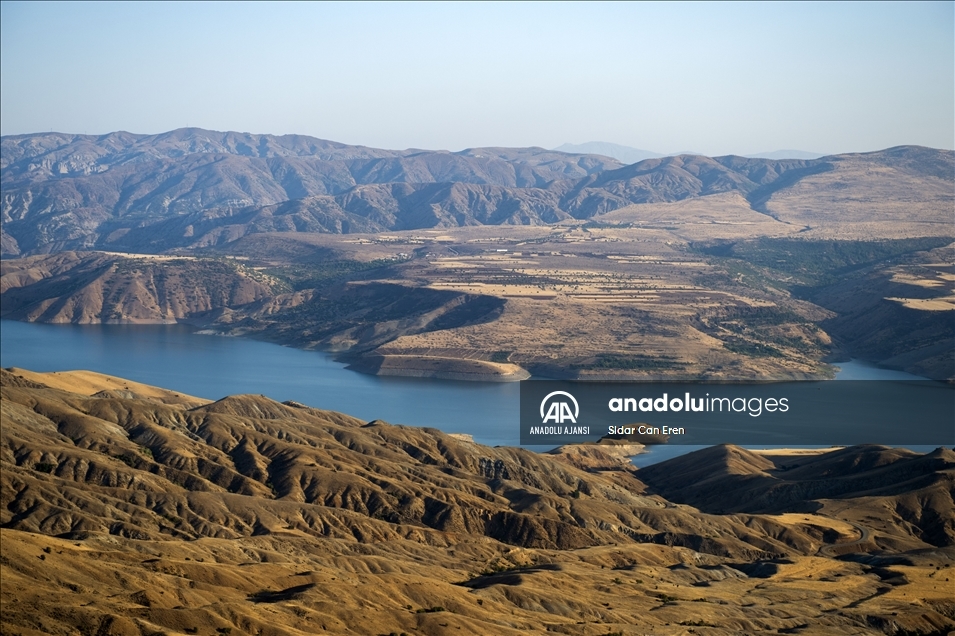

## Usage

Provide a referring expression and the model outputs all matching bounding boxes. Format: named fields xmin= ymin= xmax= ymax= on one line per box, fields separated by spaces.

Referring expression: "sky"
xmin=1 ymin=1 xmax=952 ymax=155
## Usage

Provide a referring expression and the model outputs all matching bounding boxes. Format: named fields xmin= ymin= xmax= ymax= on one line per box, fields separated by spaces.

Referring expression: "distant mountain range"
xmin=745 ymin=149 xmax=826 ymax=160
xmin=1 ymin=128 xmax=950 ymax=256
xmin=556 ymin=141 xmax=825 ymax=162
xmin=554 ymin=142 xmax=665 ymax=163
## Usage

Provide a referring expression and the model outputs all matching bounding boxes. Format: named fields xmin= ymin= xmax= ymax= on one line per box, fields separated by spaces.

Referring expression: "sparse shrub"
xmin=573 ymin=354 xmax=684 ymax=371
xmin=34 ymin=462 xmax=55 ymax=473
xmin=115 ymin=454 xmax=136 ymax=467
xmin=722 ymin=338 xmax=784 ymax=358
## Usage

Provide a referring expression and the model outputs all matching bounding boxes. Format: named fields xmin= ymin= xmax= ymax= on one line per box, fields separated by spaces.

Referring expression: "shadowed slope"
xmin=2 ymin=368 xmax=954 ymax=635
xmin=3 ymin=368 xmax=801 ymax=555
xmin=0 ymin=251 xmax=282 ymax=324
xmin=638 ymin=444 xmax=955 ymax=548
xmin=3 ymin=130 xmax=950 ymax=255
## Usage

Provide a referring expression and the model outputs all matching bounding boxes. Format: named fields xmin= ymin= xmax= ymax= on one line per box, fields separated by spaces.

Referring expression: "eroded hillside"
xmin=3 ymin=129 xmax=951 ymax=255
xmin=3 ymin=235 xmax=953 ymax=380
xmin=1 ymin=368 xmax=953 ymax=635
xmin=0 ymin=251 xmax=284 ymax=324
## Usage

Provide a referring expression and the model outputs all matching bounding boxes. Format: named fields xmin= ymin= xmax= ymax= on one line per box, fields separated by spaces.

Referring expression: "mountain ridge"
xmin=555 ymin=141 xmax=826 ymax=162
xmin=2 ymin=366 xmax=954 ymax=634
xmin=3 ymin=128 xmax=951 ymax=256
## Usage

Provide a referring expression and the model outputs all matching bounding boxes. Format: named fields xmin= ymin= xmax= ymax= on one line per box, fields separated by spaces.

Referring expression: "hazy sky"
xmin=1 ymin=1 xmax=952 ymax=155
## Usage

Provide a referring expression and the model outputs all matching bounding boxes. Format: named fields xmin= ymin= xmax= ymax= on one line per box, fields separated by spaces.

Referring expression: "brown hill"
xmin=804 ymin=244 xmax=955 ymax=379
xmin=0 ymin=254 xmax=515 ymax=375
xmin=0 ymin=251 xmax=283 ymax=323
xmin=3 ymin=368 xmax=955 ymax=635
xmin=763 ymin=146 xmax=955 ymax=236
xmin=3 ymin=128 xmax=951 ymax=255
xmin=5 ymin=367 xmax=803 ymax=555
xmin=0 ymin=129 xmax=620 ymax=255
xmin=638 ymin=444 xmax=955 ymax=549
xmin=3 ymin=367 xmax=208 ymax=407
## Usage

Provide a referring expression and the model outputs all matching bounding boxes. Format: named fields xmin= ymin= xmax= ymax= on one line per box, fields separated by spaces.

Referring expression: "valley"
xmin=2 ymin=131 xmax=951 ymax=381
xmin=3 ymin=4 xmax=952 ymax=634
xmin=3 ymin=230 xmax=951 ymax=381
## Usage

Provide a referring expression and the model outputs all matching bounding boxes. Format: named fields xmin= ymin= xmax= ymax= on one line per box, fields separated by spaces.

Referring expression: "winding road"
xmin=818 ymin=520 xmax=874 ymax=557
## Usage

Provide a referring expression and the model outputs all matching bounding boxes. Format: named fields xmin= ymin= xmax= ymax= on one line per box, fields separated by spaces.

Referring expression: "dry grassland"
xmin=5 ymin=530 xmax=954 ymax=636
xmin=2 ymin=369 xmax=953 ymax=635
xmin=884 ymin=263 xmax=955 ymax=311
xmin=4 ymin=368 xmax=209 ymax=407
xmin=2 ymin=182 xmax=951 ymax=379
xmin=763 ymin=160 xmax=954 ymax=240
xmin=362 ymin=225 xmax=831 ymax=379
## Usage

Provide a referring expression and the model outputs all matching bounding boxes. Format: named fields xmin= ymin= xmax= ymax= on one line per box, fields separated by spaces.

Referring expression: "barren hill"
xmin=3 ymin=129 xmax=951 ymax=255
xmin=0 ymin=129 xmax=619 ymax=256
xmin=2 ymin=368 xmax=954 ymax=634
xmin=639 ymin=445 xmax=955 ymax=545
xmin=4 ymin=237 xmax=952 ymax=381
xmin=0 ymin=251 xmax=284 ymax=324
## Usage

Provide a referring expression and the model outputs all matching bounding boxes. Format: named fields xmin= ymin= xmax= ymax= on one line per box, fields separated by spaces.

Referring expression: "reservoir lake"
xmin=0 ymin=320 xmax=941 ymax=464
xmin=0 ymin=320 xmax=521 ymax=447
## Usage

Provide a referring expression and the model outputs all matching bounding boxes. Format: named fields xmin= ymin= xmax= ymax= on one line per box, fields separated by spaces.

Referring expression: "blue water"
xmin=1 ymin=320 xmax=945 ymax=463
xmin=629 ymin=445 xmax=710 ymax=468
xmin=0 ymin=320 xmax=520 ymax=447
xmin=832 ymin=359 xmax=930 ymax=381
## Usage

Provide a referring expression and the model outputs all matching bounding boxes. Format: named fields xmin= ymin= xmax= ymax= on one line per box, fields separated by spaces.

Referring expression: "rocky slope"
xmin=0 ymin=251 xmax=283 ymax=323
xmin=2 ymin=368 xmax=954 ymax=635
xmin=1 ymin=129 xmax=619 ymax=255
xmin=804 ymin=245 xmax=955 ymax=380
xmin=638 ymin=445 xmax=955 ymax=548
xmin=3 ymin=129 xmax=951 ymax=255
xmin=1 ymin=367 xmax=781 ymax=554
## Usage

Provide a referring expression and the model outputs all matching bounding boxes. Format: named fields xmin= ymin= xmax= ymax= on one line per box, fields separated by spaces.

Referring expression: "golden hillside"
xmin=1 ymin=368 xmax=953 ymax=635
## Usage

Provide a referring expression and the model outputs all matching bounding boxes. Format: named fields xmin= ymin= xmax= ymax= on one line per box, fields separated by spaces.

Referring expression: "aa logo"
xmin=540 ymin=391 xmax=579 ymax=424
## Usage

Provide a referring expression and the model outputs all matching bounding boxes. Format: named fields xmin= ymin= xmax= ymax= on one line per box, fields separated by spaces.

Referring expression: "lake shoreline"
xmin=0 ymin=316 xmax=850 ymax=383
xmin=1 ymin=320 xmax=942 ymax=459
xmin=6 ymin=314 xmax=939 ymax=383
